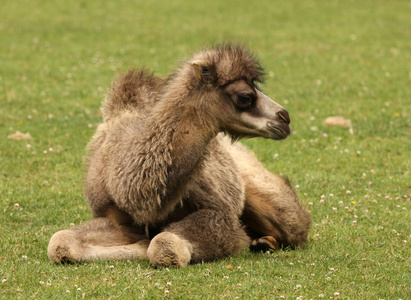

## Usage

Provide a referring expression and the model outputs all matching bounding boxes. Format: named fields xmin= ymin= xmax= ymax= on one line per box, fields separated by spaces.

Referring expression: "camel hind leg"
xmin=48 ymin=218 xmax=150 ymax=263
xmin=241 ymin=175 xmax=311 ymax=250
xmin=226 ymin=140 xmax=310 ymax=250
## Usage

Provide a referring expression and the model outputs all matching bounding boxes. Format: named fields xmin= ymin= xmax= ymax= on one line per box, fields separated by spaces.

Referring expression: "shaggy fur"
xmin=48 ymin=44 xmax=310 ymax=267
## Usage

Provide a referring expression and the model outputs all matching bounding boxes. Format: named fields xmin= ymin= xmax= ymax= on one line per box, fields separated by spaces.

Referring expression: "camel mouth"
xmin=266 ymin=122 xmax=291 ymax=140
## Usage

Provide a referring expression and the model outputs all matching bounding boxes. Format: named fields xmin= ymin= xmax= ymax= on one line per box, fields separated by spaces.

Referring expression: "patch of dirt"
xmin=7 ymin=131 xmax=32 ymax=140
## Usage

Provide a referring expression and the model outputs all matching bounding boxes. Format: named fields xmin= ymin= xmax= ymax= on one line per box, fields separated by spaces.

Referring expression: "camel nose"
xmin=277 ymin=109 xmax=290 ymax=124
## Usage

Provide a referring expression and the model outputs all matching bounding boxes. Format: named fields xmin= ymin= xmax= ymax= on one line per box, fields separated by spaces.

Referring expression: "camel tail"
xmin=102 ymin=68 xmax=163 ymax=122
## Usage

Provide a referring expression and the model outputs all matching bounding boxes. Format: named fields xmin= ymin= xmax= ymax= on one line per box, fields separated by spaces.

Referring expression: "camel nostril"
xmin=278 ymin=110 xmax=290 ymax=124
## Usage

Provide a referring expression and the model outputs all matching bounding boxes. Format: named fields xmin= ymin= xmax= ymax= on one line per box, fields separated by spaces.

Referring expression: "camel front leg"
xmin=146 ymin=209 xmax=250 ymax=268
xmin=47 ymin=218 xmax=150 ymax=263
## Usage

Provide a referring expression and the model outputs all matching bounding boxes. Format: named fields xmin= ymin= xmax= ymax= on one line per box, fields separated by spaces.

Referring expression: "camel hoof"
xmin=47 ymin=230 xmax=83 ymax=263
xmin=147 ymin=232 xmax=192 ymax=268
xmin=250 ymin=236 xmax=278 ymax=252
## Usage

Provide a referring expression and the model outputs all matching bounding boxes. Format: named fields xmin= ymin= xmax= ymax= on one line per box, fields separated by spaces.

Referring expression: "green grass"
xmin=1 ymin=0 xmax=410 ymax=298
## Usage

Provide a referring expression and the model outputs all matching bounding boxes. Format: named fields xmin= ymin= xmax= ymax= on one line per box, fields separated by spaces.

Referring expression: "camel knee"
xmin=147 ymin=232 xmax=192 ymax=268
xmin=47 ymin=230 xmax=84 ymax=263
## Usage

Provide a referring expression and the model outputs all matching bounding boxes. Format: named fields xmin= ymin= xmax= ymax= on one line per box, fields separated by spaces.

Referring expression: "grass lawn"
xmin=1 ymin=0 xmax=409 ymax=298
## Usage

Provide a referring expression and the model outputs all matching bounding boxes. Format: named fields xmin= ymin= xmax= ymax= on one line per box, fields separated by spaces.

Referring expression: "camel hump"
xmin=102 ymin=68 xmax=164 ymax=122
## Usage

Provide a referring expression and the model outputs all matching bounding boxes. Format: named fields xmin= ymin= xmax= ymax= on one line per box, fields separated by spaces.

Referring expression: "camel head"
xmin=190 ymin=45 xmax=291 ymax=141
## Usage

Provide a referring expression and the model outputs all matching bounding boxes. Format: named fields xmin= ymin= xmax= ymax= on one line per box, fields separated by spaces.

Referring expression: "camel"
xmin=48 ymin=44 xmax=310 ymax=267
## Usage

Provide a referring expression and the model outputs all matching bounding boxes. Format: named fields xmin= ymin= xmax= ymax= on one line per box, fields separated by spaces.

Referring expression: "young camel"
xmin=48 ymin=45 xmax=310 ymax=267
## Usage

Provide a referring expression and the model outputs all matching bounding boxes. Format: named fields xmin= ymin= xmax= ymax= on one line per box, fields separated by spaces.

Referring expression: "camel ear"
xmin=192 ymin=61 xmax=215 ymax=84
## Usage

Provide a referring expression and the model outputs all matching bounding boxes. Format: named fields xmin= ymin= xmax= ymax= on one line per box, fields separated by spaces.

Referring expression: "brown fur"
xmin=48 ymin=44 xmax=310 ymax=267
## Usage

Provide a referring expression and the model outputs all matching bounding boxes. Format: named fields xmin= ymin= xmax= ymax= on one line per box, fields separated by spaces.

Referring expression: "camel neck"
xmin=152 ymin=98 xmax=217 ymax=175
xmin=152 ymin=71 xmax=219 ymax=166
xmin=137 ymin=83 xmax=219 ymax=206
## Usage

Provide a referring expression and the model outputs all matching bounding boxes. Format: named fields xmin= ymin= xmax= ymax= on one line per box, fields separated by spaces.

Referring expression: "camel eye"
xmin=236 ymin=94 xmax=253 ymax=108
